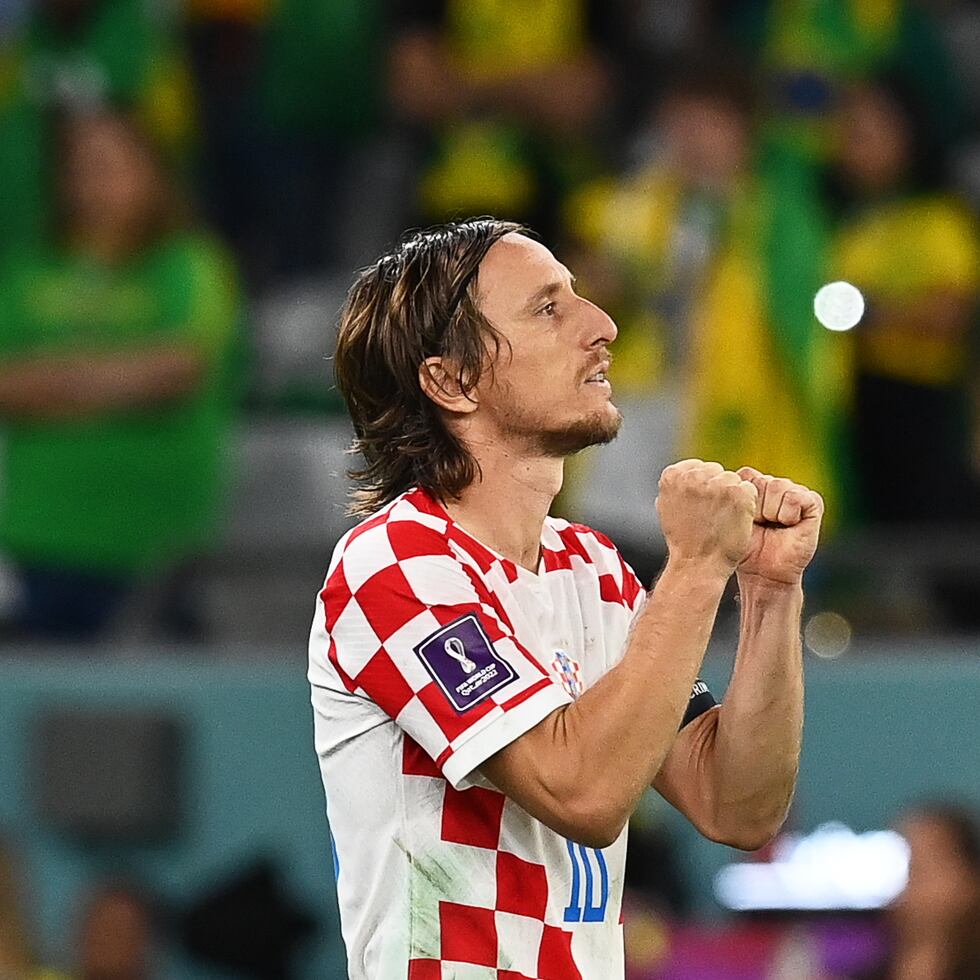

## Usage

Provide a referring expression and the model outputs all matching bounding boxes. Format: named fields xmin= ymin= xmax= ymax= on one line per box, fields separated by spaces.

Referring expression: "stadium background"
xmin=1 ymin=0 xmax=979 ymax=977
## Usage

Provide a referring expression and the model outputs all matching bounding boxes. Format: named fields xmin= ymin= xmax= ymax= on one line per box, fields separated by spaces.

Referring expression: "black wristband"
xmin=680 ymin=678 xmax=718 ymax=729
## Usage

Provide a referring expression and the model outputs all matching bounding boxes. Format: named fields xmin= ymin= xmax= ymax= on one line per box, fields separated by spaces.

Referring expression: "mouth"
xmin=584 ymin=362 xmax=611 ymax=387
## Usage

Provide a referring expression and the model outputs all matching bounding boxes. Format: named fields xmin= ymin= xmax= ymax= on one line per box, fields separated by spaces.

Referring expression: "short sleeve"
xmin=317 ymin=518 xmax=572 ymax=789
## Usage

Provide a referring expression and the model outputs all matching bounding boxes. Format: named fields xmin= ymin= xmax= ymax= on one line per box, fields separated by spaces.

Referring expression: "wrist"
xmin=736 ymin=570 xmax=804 ymax=597
xmin=662 ymin=554 xmax=734 ymax=590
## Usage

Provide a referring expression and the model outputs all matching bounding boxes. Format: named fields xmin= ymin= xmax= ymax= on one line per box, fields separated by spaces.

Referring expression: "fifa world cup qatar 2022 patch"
xmin=414 ymin=614 xmax=517 ymax=713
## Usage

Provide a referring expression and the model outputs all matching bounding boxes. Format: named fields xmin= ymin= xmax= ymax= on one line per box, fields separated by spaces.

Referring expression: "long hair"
xmin=334 ymin=218 xmax=527 ymax=516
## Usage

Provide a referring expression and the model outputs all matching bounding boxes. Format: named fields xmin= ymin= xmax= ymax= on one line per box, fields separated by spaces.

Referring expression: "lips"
xmin=584 ymin=361 xmax=611 ymax=384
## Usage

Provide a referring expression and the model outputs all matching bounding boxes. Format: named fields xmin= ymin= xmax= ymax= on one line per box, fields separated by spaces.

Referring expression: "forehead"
xmin=475 ymin=233 xmax=565 ymax=313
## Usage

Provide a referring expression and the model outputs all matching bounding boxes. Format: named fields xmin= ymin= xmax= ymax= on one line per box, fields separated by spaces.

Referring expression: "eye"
xmin=538 ymin=301 xmax=557 ymax=317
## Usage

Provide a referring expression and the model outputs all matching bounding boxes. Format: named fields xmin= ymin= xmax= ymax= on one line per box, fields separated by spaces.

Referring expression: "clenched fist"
xmin=736 ymin=467 xmax=824 ymax=586
xmin=656 ymin=460 xmax=758 ymax=577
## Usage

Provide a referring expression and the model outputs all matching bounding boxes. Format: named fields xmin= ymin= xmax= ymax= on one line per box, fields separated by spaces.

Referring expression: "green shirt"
xmin=0 ymin=233 xmax=240 ymax=573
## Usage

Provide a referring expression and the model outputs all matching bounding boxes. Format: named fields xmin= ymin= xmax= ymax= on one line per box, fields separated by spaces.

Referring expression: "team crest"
xmin=552 ymin=649 xmax=583 ymax=699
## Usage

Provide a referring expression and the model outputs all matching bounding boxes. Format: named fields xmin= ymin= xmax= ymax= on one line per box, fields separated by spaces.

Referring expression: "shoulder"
xmin=149 ymin=231 xmax=239 ymax=285
xmin=0 ymin=248 xmax=58 ymax=331
xmin=324 ymin=489 xmax=468 ymax=603
xmin=543 ymin=518 xmax=645 ymax=608
xmin=320 ymin=490 xmax=505 ymax=644
xmin=0 ymin=245 xmax=53 ymax=279
xmin=907 ymin=195 xmax=976 ymax=231
xmin=332 ymin=489 xmax=452 ymax=565
xmin=904 ymin=195 xmax=980 ymax=282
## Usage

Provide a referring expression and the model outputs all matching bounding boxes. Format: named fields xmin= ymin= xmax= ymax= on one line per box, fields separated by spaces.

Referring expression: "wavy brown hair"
xmin=334 ymin=218 xmax=527 ymax=516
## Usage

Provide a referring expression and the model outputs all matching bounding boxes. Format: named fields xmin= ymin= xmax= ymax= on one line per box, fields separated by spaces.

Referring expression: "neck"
xmin=442 ymin=433 xmax=563 ymax=573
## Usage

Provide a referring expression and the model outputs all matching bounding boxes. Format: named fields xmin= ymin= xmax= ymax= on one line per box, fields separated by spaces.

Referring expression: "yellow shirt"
xmin=833 ymin=196 xmax=980 ymax=386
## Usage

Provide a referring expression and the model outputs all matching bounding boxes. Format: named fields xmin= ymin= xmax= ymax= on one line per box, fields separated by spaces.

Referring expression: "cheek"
xmin=500 ymin=348 xmax=558 ymax=393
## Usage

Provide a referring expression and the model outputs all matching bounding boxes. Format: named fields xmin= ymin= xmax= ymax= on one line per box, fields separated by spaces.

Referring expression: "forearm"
xmin=708 ymin=575 xmax=804 ymax=842
xmin=484 ymin=558 xmax=729 ymax=846
xmin=0 ymin=345 xmax=204 ymax=420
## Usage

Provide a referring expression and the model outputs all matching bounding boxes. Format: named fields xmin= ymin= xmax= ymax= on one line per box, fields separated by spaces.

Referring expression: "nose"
xmin=581 ymin=297 xmax=618 ymax=348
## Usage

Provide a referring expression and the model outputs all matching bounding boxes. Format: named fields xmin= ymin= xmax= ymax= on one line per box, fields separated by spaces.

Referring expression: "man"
xmin=309 ymin=218 xmax=822 ymax=979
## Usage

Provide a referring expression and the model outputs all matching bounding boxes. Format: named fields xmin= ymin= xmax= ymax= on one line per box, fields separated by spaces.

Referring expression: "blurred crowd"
xmin=1 ymin=0 xmax=980 ymax=643
xmin=3 ymin=799 xmax=980 ymax=980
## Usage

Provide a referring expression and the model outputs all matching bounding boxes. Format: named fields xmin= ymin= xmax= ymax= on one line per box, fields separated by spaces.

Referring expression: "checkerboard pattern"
xmin=320 ymin=492 xmax=578 ymax=786
xmin=312 ymin=488 xmax=643 ymax=978
xmin=400 ymin=763 xmax=586 ymax=980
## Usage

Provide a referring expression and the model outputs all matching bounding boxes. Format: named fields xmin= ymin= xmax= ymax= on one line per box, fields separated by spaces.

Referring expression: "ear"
xmin=418 ymin=357 xmax=479 ymax=414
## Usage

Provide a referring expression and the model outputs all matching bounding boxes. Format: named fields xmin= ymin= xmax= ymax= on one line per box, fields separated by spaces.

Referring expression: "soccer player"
xmin=309 ymin=218 xmax=823 ymax=979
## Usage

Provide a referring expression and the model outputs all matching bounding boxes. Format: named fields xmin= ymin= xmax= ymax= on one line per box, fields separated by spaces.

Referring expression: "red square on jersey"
xmin=439 ymin=901 xmax=497 ymax=966
xmin=320 ymin=564 xmax=352 ymax=633
xmin=598 ymin=573 xmax=625 ymax=606
xmin=407 ymin=960 xmax=441 ymax=980
xmin=538 ymin=923 xmax=583 ymax=980
xmin=441 ymin=784 xmax=505 ymax=850
xmin=355 ymin=648 xmax=414 ymax=720
xmin=402 ymin=736 xmax=442 ymax=777
xmin=416 ymin=680 xmax=495 ymax=741
xmin=496 ymin=851 xmax=548 ymax=920
xmin=352 ymin=562 xmax=418 ymax=642
xmin=387 ymin=519 xmax=444 ymax=562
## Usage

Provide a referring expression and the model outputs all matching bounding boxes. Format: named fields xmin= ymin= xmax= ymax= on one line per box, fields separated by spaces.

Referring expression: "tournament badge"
xmin=552 ymin=649 xmax=583 ymax=699
xmin=414 ymin=614 xmax=517 ymax=713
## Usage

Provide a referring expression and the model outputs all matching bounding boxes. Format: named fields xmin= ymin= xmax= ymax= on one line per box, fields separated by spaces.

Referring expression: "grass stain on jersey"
xmin=394 ymin=836 xmax=468 ymax=962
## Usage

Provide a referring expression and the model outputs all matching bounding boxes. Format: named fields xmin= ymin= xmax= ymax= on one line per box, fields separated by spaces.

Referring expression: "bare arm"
xmin=482 ymin=558 xmax=729 ymax=847
xmin=653 ymin=581 xmax=803 ymax=850
xmin=481 ymin=460 xmax=758 ymax=848
xmin=0 ymin=344 xmax=206 ymax=421
xmin=654 ymin=472 xmax=822 ymax=850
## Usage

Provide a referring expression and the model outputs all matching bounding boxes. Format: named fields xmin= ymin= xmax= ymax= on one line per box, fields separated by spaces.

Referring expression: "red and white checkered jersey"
xmin=308 ymin=487 xmax=649 ymax=979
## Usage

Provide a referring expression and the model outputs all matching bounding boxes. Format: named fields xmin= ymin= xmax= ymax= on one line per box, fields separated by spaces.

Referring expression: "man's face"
xmin=471 ymin=233 xmax=621 ymax=456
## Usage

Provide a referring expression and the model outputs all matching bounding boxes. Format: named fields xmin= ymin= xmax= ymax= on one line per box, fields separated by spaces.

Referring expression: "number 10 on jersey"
xmin=563 ymin=840 xmax=609 ymax=922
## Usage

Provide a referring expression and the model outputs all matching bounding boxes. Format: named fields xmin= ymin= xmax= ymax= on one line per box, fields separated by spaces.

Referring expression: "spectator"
xmin=0 ymin=0 xmax=195 ymax=261
xmin=856 ymin=803 xmax=980 ymax=980
xmin=0 ymin=109 xmax=240 ymax=643
xmin=722 ymin=0 xmax=967 ymax=161
xmin=826 ymin=77 xmax=980 ymax=527
xmin=388 ymin=0 xmax=615 ymax=242
xmin=562 ymin=64 xmax=851 ymax=560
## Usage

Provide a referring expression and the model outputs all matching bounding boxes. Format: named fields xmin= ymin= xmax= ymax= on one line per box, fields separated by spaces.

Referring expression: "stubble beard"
xmin=504 ymin=404 xmax=624 ymax=458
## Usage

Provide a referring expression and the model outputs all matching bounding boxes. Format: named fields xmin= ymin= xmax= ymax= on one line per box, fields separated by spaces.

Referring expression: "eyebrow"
xmin=522 ymin=269 xmax=576 ymax=313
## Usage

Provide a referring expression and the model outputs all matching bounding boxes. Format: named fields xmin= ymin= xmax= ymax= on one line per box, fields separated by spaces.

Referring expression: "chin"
xmin=538 ymin=406 xmax=623 ymax=457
